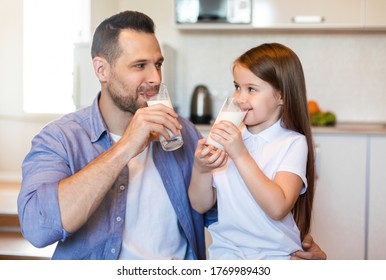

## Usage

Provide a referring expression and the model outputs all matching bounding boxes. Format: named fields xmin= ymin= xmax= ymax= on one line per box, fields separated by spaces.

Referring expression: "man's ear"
xmin=92 ymin=57 xmax=109 ymax=83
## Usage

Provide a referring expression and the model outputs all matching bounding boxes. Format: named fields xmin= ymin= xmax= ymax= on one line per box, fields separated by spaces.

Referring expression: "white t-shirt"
xmin=208 ymin=120 xmax=308 ymax=260
xmin=109 ymin=133 xmax=187 ymax=259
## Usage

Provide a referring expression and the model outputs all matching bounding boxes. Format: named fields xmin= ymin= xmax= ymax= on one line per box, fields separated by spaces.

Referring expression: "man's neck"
xmin=99 ymin=93 xmax=133 ymax=136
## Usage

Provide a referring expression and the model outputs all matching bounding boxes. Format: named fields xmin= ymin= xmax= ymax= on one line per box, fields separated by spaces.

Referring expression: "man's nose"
xmin=147 ymin=65 xmax=162 ymax=85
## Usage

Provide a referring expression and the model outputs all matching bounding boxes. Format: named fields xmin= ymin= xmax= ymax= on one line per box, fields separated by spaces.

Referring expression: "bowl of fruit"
xmin=308 ymin=100 xmax=336 ymax=126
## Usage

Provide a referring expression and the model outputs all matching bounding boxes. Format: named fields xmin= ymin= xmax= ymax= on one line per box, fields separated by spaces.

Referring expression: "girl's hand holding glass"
xmin=206 ymin=97 xmax=247 ymax=150
xmin=207 ymin=119 xmax=248 ymax=161
xmin=194 ymin=139 xmax=228 ymax=172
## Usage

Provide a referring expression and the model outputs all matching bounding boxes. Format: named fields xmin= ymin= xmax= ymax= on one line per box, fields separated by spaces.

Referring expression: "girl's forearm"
xmin=188 ymin=167 xmax=216 ymax=214
xmin=233 ymin=154 xmax=298 ymax=220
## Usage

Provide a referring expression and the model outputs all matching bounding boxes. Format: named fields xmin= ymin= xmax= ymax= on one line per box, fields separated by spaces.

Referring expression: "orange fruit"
xmin=308 ymin=100 xmax=321 ymax=115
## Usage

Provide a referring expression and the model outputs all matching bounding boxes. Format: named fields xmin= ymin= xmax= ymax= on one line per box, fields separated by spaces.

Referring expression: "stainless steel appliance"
xmin=190 ymin=85 xmax=213 ymax=124
xmin=175 ymin=0 xmax=252 ymax=24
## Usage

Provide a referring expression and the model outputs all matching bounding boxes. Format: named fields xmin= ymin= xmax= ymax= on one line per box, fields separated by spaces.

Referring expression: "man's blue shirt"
xmin=18 ymin=94 xmax=216 ymax=259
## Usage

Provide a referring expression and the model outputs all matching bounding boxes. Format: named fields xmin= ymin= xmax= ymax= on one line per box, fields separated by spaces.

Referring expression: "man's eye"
xmin=155 ymin=63 xmax=163 ymax=70
xmin=135 ymin=64 xmax=145 ymax=69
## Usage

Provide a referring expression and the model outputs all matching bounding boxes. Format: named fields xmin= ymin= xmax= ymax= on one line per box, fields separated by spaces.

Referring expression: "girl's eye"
xmin=248 ymin=87 xmax=257 ymax=93
xmin=234 ymin=85 xmax=241 ymax=91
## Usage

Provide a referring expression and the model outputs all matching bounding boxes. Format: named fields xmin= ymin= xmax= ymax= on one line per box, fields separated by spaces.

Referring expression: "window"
xmin=23 ymin=0 xmax=90 ymax=114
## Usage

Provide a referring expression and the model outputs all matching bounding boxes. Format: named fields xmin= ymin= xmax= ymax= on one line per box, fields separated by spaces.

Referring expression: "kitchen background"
xmin=1 ymin=0 xmax=386 ymax=260
xmin=1 ymin=0 xmax=386 ymax=180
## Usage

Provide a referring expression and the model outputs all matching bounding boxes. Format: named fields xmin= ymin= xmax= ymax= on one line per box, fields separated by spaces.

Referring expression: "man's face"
xmin=105 ymin=29 xmax=164 ymax=114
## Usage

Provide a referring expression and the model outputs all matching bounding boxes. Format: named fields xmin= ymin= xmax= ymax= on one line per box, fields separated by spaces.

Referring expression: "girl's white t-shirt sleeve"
xmin=277 ymin=135 xmax=308 ymax=194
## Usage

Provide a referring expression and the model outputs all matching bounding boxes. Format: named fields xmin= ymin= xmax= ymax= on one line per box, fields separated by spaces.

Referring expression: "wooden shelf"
xmin=0 ymin=182 xmax=55 ymax=259
xmin=0 ymin=232 xmax=55 ymax=259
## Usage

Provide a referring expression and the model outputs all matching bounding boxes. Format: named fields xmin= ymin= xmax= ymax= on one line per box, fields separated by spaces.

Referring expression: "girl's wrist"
xmin=193 ymin=163 xmax=212 ymax=175
xmin=233 ymin=149 xmax=251 ymax=164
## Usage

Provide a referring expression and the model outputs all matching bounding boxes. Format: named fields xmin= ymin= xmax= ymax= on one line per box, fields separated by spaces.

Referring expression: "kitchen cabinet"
xmin=367 ymin=136 xmax=386 ymax=259
xmin=365 ymin=0 xmax=386 ymax=27
xmin=310 ymin=134 xmax=367 ymax=259
xmin=252 ymin=0 xmax=363 ymax=28
xmin=177 ymin=0 xmax=386 ymax=30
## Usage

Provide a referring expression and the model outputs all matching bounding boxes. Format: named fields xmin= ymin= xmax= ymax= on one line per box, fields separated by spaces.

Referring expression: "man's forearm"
xmin=58 ymin=142 xmax=131 ymax=233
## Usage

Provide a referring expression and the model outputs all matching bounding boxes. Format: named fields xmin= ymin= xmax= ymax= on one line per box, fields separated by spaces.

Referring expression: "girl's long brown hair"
xmin=235 ymin=43 xmax=315 ymax=240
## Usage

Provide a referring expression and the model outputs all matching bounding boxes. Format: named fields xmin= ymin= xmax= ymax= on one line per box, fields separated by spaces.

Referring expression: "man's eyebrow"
xmin=131 ymin=57 xmax=164 ymax=64
xmin=132 ymin=59 xmax=148 ymax=64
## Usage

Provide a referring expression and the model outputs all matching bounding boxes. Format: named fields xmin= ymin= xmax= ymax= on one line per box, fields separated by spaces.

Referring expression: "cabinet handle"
xmin=315 ymin=144 xmax=320 ymax=180
xmin=292 ymin=16 xmax=325 ymax=24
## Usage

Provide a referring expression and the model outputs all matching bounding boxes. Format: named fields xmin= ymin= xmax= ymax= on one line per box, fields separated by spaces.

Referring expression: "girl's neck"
xmin=247 ymin=114 xmax=281 ymax=135
xmin=246 ymin=120 xmax=275 ymax=134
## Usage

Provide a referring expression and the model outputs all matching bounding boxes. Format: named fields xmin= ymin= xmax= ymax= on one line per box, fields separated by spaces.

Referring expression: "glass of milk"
xmin=206 ymin=97 xmax=247 ymax=150
xmin=146 ymin=84 xmax=184 ymax=151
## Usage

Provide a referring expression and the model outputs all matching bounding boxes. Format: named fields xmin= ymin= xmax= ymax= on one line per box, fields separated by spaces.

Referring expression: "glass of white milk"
xmin=205 ymin=97 xmax=247 ymax=150
xmin=146 ymin=84 xmax=184 ymax=151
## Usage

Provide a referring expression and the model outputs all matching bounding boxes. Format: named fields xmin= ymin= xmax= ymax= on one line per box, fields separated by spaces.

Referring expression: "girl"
xmin=188 ymin=43 xmax=315 ymax=259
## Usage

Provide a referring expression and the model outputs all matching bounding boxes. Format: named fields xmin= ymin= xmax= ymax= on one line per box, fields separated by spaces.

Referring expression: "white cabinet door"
xmin=311 ymin=134 xmax=367 ymax=259
xmin=367 ymin=136 xmax=386 ymax=259
xmin=365 ymin=0 xmax=386 ymax=27
xmin=252 ymin=0 xmax=363 ymax=28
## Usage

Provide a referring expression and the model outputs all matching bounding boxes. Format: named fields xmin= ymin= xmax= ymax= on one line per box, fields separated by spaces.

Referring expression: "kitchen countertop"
xmin=312 ymin=122 xmax=386 ymax=135
xmin=195 ymin=122 xmax=386 ymax=136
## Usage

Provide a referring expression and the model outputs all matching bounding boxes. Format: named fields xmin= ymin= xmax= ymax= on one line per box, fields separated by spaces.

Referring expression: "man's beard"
xmin=109 ymin=89 xmax=141 ymax=114
xmin=106 ymin=73 xmax=145 ymax=114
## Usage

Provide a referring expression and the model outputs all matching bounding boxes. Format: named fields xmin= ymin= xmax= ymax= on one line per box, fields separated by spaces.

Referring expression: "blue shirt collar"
xmin=89 ymin=92 xmax=109 ymax=143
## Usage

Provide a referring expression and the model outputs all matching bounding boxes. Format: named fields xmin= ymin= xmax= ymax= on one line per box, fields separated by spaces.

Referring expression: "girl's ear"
xmin=92 ymin=57 xmax=109 ymax=83
xmin=277 ymin=93 xmax=284 ymax=106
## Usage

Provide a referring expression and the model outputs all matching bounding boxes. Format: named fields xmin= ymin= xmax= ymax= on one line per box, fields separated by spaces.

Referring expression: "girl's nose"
xmin=235 ymin=90 xmax=248 ymax=104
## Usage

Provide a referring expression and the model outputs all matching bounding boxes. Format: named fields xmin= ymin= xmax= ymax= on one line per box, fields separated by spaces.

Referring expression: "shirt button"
xmin=111 ymin=248 xmax=116 ymax=254
xmin=119 ymin=185 xmax=125 ymax=191
xmin=116 ymin=216 xmax=122 ymax=222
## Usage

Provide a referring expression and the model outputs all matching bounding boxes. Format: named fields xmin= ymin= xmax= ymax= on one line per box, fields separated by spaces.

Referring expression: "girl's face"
xmin=233 ymin=64 xmax=283 ymax=134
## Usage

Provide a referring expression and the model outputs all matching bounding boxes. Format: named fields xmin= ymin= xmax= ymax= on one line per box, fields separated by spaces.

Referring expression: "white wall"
xmin=0 ymin=0 xmax=28 ymax=181
xmin=0 ymin=0 xmax=119 ymax=181
xmin=120 ymin=0 xmax=386 ymax=121
xmin=1 ymin=0 xmax=386 ymax=180
xmin=1 ymin=0 xmax=23 ymax=116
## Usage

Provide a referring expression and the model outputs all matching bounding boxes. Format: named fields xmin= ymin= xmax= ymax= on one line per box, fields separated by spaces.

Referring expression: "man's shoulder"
xmin=179 ymin=117 xmax=202 ymax=137
xmin=40 ymin=106 xmax=93 ymax=136
xmin=179 ymin=117 xmax=195 ymax=127
xmin=57 ymin=106 xmax=91 ymax=125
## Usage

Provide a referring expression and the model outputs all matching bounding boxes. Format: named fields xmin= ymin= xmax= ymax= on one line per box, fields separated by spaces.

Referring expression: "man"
xmin=18 ymin=10 xmax=326 ymax=260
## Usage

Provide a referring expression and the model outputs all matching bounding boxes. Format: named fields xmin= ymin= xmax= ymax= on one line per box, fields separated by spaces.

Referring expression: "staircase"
xmin=0 ymin=182 xmax=55 ymax=259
